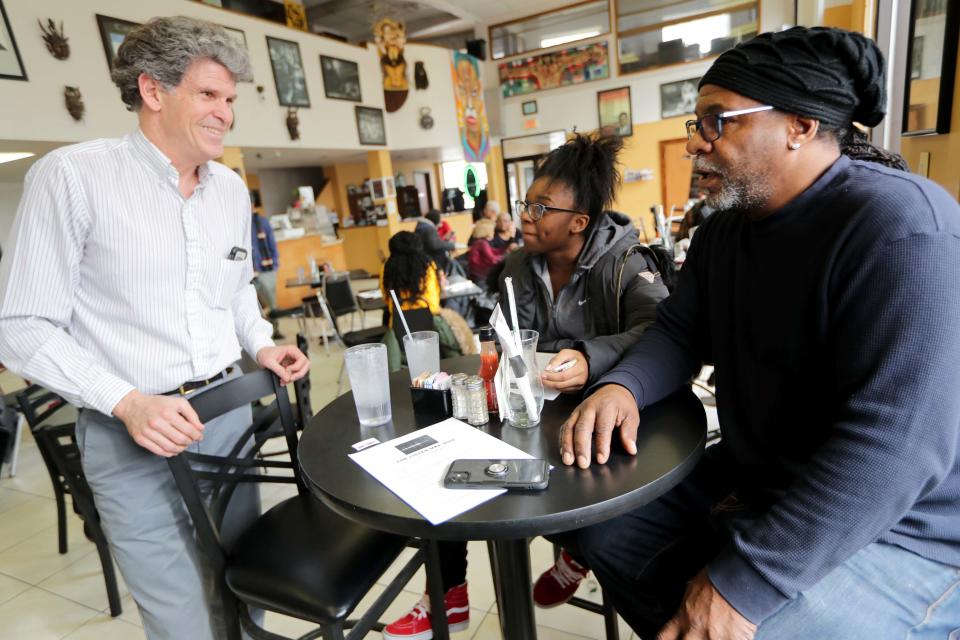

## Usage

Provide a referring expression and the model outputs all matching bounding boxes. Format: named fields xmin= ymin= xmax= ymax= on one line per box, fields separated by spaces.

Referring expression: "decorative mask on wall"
xmin=39 ymin=19 xmax=69 ymax=60
xmin=286 ymin=107 xmax=300 ymax=140
xmin=414 ymin=61 xmax=428 ymax=90
xmin=419 ymin=107 xmax=434 ymax=130
xmin=374 ymin=17 xmax=408 ymax=112
xmin=450 ymin=52 xmax=490 ymax=162
xmin=64 ymin=86 xmax=84 ymax=121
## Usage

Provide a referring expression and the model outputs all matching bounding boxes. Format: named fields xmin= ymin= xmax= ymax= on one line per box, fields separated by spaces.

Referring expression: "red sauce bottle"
xmin=477 ymin=326 xmax=499 ymax=413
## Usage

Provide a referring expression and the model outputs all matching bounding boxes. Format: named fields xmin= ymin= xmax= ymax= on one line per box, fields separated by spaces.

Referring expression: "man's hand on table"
xmin=113 ymin=390 xmax=204 ymax=457
xmin=257 ymin=344 xmax=310 ymax=385
xmin=658 ymin=570 xmax=757 ymax=640
xmin=541 ymin=349 xmax=589 ymax=393
xmin=559 ymin=383 xmax=639 ymax=468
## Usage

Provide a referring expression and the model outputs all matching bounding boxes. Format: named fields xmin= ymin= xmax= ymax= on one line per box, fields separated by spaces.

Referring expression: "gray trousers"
xmin=76 ymin=383 xmax=261 ymax=640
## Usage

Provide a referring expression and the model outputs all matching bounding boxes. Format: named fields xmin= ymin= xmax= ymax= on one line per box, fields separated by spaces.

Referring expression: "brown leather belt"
xmin=163 ymin=367 xmax=233 ymax=396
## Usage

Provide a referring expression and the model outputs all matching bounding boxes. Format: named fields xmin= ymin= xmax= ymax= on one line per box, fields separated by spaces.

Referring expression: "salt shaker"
xmin=465 ymin=375 xmax=488 ymax=426
xmin=450 ymin=373 xmax=469 ymax=420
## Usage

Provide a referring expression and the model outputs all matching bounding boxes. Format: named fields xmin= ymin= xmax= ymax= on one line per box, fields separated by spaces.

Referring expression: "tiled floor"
xmin=0 ymin=306 xmax=718 ymax=640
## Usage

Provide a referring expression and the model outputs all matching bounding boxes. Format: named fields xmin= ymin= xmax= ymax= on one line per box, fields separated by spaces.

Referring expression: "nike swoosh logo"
xmin=578 ymin=298 xmax=589 ymax=306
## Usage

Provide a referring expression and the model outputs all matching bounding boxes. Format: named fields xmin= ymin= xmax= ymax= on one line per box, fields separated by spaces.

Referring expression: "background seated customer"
xmin=415 ymin=209 xmax=456 ymax=275
xmin=379 ymin=231 xmax=473 ymax=370
xmin=382 ymin=133 xmax=671 ymax=639
xmin=0 ymin=16 xmax=308 ymax=639
xmin=466 ymin=221 xmax=506 ymax=284
xmin=490 ymin=211 xmax=522 ymax=251
xmin=561 ymin=27 xmax=960 ymax=639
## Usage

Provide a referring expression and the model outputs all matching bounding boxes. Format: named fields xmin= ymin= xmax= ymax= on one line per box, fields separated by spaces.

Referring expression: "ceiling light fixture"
xmin=0 ymin=152 xmax=35 ymax=165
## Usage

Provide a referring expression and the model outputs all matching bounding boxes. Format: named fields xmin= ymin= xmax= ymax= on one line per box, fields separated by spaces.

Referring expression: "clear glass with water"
xmin=343 ymin=343 xmax=391 ymax=426
xmin=402 ymin=331 xmax=440 ymax=382
xmin=505 ymin=329 xmax=545 ymax=428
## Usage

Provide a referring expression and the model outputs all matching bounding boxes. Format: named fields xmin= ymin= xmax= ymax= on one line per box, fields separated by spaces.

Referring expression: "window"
xmin=616 ymin=0 xmax=758 ymax=75
xmin=490 ymin=1 xmax=610 ymax=60
xmin=441 ymin=161 xmax=488 ymax=210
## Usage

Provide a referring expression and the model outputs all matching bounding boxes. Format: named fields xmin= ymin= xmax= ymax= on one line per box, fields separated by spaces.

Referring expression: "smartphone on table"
xmin=443 ymin=458 xmax=549 ymax=490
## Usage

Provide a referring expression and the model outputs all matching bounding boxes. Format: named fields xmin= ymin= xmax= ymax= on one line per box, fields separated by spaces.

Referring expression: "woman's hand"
xmin=540 ymin=349 xmax=589 ymax=393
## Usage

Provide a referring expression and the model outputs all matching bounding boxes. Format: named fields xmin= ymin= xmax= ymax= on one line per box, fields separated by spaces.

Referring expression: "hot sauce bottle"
xmin=477 ymin=326 xmax=499 ymax=414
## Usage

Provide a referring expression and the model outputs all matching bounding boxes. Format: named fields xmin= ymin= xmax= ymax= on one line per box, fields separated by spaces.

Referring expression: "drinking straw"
xmin=389 ymin=289 xmax=412 ymax=338
xmin=504 ymin=276 xmax=522 ymax=348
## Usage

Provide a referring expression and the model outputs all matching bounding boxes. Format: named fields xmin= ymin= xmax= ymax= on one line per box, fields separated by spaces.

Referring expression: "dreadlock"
xmin=382 ymin=231 xmax=434 ymax=304
xmin=820 ymin=124 xmax=910 ymax=171
xmin=534 ymin=132 xmax=624 ymax=224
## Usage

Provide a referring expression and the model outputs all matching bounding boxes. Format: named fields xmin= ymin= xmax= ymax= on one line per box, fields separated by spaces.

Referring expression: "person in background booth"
xmin=415 ymin=209 xmax=456 ymax=275
xmin=251 ymin=194 xmax=283 ymax=339
xmin=561 ymin=27 xmax=960 ymax=639
xmin=0 ymin=16 xmax=308 ymax=639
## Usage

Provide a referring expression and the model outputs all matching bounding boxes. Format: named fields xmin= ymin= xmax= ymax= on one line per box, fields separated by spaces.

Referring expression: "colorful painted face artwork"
xmin=451 ymin=52 xmax=490 ymax=162
xmin=374 ymin=17 xmax=408 ymax=112
xmin=498 ymin=41 xmax=609 ymax=97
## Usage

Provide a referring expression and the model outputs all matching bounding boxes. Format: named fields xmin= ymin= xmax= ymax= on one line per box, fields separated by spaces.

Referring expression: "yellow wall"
xmin=611 ymin=116 xmax=691 ymax=242
xmin=900 ymin=37 xmax=960 ymax=199
xmin=822 ymin=4 xmax=853 ymax=30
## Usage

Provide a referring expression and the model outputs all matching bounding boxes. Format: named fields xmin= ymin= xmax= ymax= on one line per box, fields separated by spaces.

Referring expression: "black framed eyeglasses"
xmin=515 ymin=200 xmax=584 ymax=222
xmin=685 ymin=105 xmax=774 ymax=143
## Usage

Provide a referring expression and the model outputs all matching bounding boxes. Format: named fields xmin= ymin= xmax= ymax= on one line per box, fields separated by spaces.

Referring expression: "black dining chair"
xmin=167 ymin=368 xmax=448 ymax=640
xmin=16 ymin=385 xmax=123 ymax=617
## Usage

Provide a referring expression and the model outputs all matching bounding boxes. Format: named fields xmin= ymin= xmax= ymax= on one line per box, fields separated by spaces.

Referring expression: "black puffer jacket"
xmin=498 ymin=211 xmax=668 ymax=385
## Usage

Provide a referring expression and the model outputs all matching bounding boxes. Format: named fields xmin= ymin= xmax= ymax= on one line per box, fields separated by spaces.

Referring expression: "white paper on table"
xmin=357 ymin=289 xmax=383 ymax=300
xmin=348 ymin=418 xmax=536 ymax=525
xmin=536 ymin=352 xmax=562 ymax=401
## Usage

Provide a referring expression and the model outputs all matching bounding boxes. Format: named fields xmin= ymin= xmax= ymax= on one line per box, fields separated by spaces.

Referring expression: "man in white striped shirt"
xmin=0 ymin=16 xmax=308 ymax=639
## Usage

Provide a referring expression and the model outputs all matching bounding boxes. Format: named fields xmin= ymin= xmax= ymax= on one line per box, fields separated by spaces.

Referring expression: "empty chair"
xmin=16 ymin=385 xmax=122 ymax=616
xmin=167 ymin=368 xmax=447 ymax=640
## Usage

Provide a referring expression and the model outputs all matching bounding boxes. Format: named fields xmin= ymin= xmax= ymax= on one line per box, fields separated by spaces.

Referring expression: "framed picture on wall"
xmin=222 ymin=25 xmax=247 ymax=49
xmin=0 ymin=0 xmax=26 ymax=80
xmin=266 ymin=36 xmax=310 ymax=107
xmin=356 ymin=106 xmax=386 ymax=145
xmin=660 ymin=77 xmax=700 ymax=119
xmin=522 ymin=100 xmax=537 ymax=115
xmin=597 ymin=86 xmax=632 ymax=137
xmin=96 ymin=14 xmax=140 ymax=71
xmin=320 ymin=55 xmax=362 ymax=102
xmin=903 ymin=0 xmax=959 ymax=135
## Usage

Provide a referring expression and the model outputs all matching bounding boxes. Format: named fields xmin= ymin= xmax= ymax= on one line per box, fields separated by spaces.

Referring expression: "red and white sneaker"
xmin=533 ymin=550 xmax=590 ymax=608
xmin=382 ymin=582 xmax=470 ymax=640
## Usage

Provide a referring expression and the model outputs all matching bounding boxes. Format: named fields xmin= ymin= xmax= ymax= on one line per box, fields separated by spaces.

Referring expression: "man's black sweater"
xmin=600 ymin=155 xmax=960 ymax=622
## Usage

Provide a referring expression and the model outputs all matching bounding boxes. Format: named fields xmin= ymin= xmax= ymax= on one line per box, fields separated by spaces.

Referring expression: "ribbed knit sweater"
xmin=599 ymin=155 xmax=960 ymax=622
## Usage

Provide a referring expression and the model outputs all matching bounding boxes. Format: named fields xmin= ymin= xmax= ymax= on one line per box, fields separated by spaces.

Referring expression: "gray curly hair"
xmin=111 ymin=16 xmax=252 ymax=111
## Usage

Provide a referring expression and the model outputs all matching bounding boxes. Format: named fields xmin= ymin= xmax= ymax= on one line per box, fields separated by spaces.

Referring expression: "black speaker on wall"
xmin=466 ymin=39 xmax=487 ymax=60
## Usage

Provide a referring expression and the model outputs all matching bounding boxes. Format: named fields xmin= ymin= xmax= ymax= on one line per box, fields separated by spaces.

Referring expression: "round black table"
xmin=299 ymin=355 xmax=706 ymax=639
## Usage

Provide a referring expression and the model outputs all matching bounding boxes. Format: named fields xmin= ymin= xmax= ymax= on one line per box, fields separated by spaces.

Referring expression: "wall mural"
xmin=498 ymin=41 xmax=610 ymax=98
xmin=374 ymin=17 xmax=408 ymax=112
xmin=451 ymin=52 xmax=489 ymax=162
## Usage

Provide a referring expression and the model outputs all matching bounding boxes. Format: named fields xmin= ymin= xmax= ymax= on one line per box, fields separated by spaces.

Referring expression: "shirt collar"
xmin=129 ymin=128 xmax=212 ymax=188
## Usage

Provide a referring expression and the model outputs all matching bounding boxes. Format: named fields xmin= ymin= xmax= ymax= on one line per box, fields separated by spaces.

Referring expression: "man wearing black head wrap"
xmin=558 ymin=26 xmax=960 ymax=639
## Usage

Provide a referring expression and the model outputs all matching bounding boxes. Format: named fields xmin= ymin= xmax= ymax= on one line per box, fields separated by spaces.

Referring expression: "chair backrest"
xmin=167 ymin=369 xmax=302 ymax=576
xmin=294 ymin=334 xmax=313 ymax=428
xmin=323 ymin=273 xmax=358 ymax=318
xmin=392 ymin=306 xmax=435 ymax=345
xmin=16 ymin=384 xmax=74 ymax=429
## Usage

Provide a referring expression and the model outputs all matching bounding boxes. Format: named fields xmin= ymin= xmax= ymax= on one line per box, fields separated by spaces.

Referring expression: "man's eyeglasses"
xmin=685 ymin=105 xmax=774 ymax=143
xmin=515 ymin=200 xmax=584 ymax=221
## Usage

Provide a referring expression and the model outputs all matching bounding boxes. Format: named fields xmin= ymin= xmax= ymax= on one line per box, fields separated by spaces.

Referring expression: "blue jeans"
xmin=578 ymin=448 xmax=960 ymax=639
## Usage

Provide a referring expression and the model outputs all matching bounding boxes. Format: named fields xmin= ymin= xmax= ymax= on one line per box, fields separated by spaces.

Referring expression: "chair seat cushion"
xmin=226 ymin=493 xmax=411 ymax=625
xmin=342 ymin=326 xmax=388 ymax=347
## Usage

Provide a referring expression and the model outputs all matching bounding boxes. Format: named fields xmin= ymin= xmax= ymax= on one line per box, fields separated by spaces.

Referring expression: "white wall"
xmin=0 ymin=182 xmax=24 ymax=250
xmin=0 ymin=0 xmax=464 ymax=152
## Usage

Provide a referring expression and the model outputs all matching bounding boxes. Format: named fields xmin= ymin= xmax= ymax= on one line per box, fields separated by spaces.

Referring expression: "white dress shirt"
xmin=0 ymin=130 xmax=274 ymax=415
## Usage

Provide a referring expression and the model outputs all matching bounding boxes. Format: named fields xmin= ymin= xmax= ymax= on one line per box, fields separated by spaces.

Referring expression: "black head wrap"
xmin=699 ymin=26 xmax=886 ymax=128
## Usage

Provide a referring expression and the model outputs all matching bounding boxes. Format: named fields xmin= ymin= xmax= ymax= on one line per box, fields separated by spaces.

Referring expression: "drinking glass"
xmin=505 ymin=329 xmax=545 ymax=428
xmin=343 ymin=343 xmax=391 ymax=426
xmin=402 ymin=331 xmax=440 ymax=382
